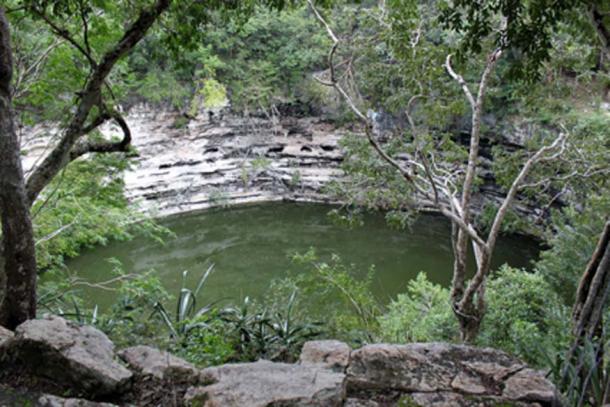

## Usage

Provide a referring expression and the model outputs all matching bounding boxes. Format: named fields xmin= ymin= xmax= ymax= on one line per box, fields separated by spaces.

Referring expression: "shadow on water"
xmin=64 ymin=202 xmax=541 ymax=310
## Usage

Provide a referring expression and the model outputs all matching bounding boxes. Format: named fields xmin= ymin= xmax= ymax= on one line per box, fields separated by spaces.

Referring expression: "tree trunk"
xmin=0 ymin=7 xmax=38 ymax=329
xmin=562 ymin=220 xmax=610 ymax=395
xmin=454 ymin=250 xmax=491 ymax=342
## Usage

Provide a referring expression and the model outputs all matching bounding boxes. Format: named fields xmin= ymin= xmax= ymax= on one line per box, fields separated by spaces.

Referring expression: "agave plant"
xmin=267 ymin=290 xmax=323 ymax=361
xmin=153 ymin=263 xmax=216 ymax=338
xmin=545 ymin=336 xmax=610 ymax=407
xmin=221 ymin=297 xmax=276 ymax=358
xmin=220 ymin=290 xmax=322 ymax=362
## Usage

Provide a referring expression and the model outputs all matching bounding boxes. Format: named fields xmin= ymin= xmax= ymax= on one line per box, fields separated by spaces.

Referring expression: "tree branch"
xmin=308 ymin=0 xmax=486 ymax=248
xmin=590 ymin=5 xmax=610 ymax=55
xmin=458 ymin=131 xmax=569 ymax=310
xmin=70 ymin=110 xmax=132 ymax=159
xmin=30 ymin=7 xmax=96 ymax=68
xmin=25 ymin=0 xmax=170 ymax=206
xmin=444 ymin=54 xmax=475 ymax=109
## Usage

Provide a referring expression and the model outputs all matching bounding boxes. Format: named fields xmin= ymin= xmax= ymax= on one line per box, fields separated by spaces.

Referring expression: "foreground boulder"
xmin=118 ymin=345 xmax=204 ymax=406
xmin=185 ymin=360 xmax=346 ymax=406
xmin=346 ymin=343 xmax=559 ymax=406
xmin=0 ymin=319 xmax=562 ymax=406
xmin=0 ymin=316 xmax=132 ymax=397
xmin=299 ymin=340 xmax=351 ymax=372
xmin=119 ymin=345 xmax=201 ymax=384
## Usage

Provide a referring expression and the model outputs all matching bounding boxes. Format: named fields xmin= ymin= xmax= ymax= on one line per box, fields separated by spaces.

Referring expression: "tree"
xmin=439 ymin=0 xmax=610 ymax=345
xmin=440 ymin=0 xmax=610 ymax=79
xmin=0 ymin=0 xmax=292 ymax=328
xmin=307 ymin=0 xmax=595 ymax=341
xmin=0 ymin=6 xmax=38 ymax=329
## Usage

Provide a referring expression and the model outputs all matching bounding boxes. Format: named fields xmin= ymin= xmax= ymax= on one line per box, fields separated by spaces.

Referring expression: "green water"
xmin=66 ymin=203 xmax=540 ymax=309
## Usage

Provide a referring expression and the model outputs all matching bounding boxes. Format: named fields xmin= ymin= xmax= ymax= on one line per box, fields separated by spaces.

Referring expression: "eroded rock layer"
xmin=21 ymin=105 xmax=545 ymax=223
xmin=22 ymin=105 xmax=345 ymax=217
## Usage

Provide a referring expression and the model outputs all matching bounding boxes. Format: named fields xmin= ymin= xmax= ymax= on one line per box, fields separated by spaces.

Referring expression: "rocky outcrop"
xmin=186 ymin=360 xmax=346 ymax=406
xmin=37 ymin=394 xmax=118 ymax=407
xmin=299 ymin=339 xmax=351 ymax=372
xmin=21 ymin=105 xmax=346 ymax=217
xmin=0 ymin=326 xmax=13 ymax=347
xmin=21 ymin=105 xmax=547 ymax=225
xmin=345 ymin=342 xmax=558 ymax=406
xmin=119 ymin=345 xmax=201 ymax=384
xmin=0 ymin=318 xmax=561 ymax=406
xmin=0 ymin=315 xmax=131 ymax=398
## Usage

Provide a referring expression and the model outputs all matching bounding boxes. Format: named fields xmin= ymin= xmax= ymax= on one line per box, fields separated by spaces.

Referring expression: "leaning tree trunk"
xmin=0 ymin=7 xmax=38 ymax=329
xmin=562 ymin=221 xmax=610 ymax=403
xmin=571 ymin=221 xmax=610 ymax=339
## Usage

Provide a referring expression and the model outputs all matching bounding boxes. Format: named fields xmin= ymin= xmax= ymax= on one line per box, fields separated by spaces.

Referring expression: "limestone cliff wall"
xmin=22 ymin=105 xmax=346 ymax=218
xmin=21 ymin=105 xmax=544 ymax=223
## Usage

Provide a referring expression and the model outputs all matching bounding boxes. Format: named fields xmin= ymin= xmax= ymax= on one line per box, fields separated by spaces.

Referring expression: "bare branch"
xmin=458 ymin=132 xmax=569 ymax=311
xmin=419 ymin=151 xmax=440 ymax=205
xmin=308 ymin=0 xmax=338 ymax=43
xmin=35 ymin=221 xmax=74 ymax=246
xmin=308 ymin=0 xmax=487 ymax=249
xmin=12 ymin=38 xmax=62 ymax=99
xmin=487 ymin=131 xmax=567 ymax=250
xmin=444 ymin=54 xmax=475 ymax=109
xmin=77 ymin=0 xmax=93 ymax=58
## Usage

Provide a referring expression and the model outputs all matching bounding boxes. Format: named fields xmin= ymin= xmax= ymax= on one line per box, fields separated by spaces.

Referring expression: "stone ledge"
xmin=0 ymin=317 xmax=561 ymax=406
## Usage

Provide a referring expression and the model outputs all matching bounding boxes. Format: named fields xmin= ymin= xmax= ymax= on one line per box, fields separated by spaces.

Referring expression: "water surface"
xmin=66 ymin=203 xmax=540 ymax=309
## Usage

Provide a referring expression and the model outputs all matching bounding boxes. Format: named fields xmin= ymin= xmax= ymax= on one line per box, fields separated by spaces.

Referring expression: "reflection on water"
xmin=65 ymin=203 xmax=540 ymax=309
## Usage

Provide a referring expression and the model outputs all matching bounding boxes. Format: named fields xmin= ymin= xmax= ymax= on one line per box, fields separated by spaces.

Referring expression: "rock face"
xmin=299 ymin=340 xmax=351 ymax=372
xmin=0 ymin=317 xmax=560 ymax=406
xmin=186 ymin=360 xmax=346 ymax=406
xmin=346 ymin=343 xmax=559 ymax=406
xmin=21 ymin=105 xmax=545 ymax=222
xmin=119 ymin=345 xmax=201 ymax=384
xmin=22 ymin=105 xmax=346 ymax=217
xmin=0 ymin=316 xmax=132 ymax=397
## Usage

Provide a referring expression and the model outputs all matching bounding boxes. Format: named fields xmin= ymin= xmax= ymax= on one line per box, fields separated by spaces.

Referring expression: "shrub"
xmin=477 ymin=265 xmax=570 ymax=367
xmin=32 ymin=154 xmax=170 ymax=273
xmin=376 ymin=268 xmax=569 ymax=368
xmin=102 ymin=266 xmax=172 ymax=349
xmin=377 ymin=272 xmax=458 ymax=343
xmin=173 ymin=317 xmax=236 ymax=367
xmin=277 ymin=248 xmax=382 ymax=343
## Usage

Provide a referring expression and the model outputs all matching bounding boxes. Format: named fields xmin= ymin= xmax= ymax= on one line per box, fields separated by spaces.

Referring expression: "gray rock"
xmin=20 ymin=105 xmax=345 ymax=218
xmin=0 ymin=325 xmax=13 ymax=348
xmin=406 ymin=392 xmax=473 ymax=407
xmin=299 ymin=340 xmax=351 ymax=372
xmin=343 ymin=398 xmax=379 ymax=406
xmin=406 ymin=392 xmax=542 ymax=406
xmin=346 ymin=343 xmax=558 ymax=405
xmin=185 ymin=360 xmax=345 ymax=406
xmin=37 ymin=394 xmax=118 ymax=407
xmin=502 ymin=368 xmax=558 ymax=403
xmin=21 ymin=104 xmax=546 ymax=224
xmin=119 ymin=345 xmax=201 ymax=383
xmin=5 ymin=316 xmax=132 ymax=397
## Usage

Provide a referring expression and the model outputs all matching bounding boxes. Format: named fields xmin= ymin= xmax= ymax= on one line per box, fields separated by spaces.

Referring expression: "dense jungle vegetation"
xmin=0 ymin=0 xmax=609 ymax=405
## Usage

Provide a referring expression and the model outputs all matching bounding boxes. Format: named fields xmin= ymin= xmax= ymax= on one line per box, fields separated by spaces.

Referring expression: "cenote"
xmin=66 ymin=202 xmax=540 ymax=310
